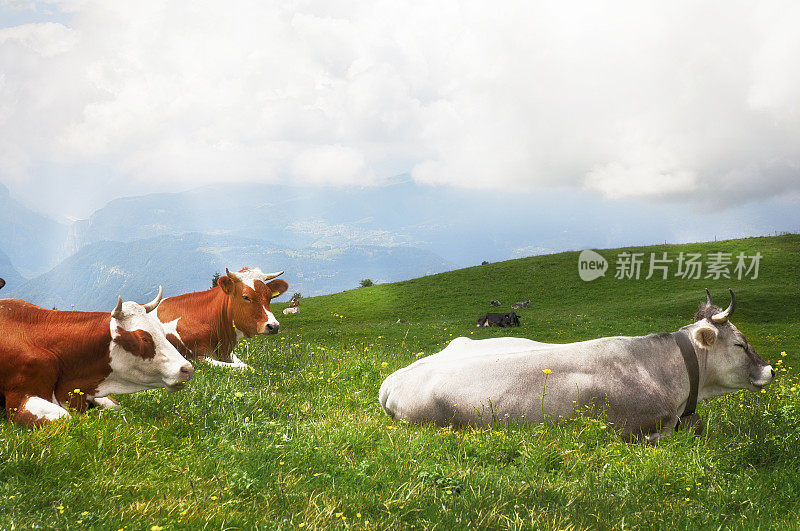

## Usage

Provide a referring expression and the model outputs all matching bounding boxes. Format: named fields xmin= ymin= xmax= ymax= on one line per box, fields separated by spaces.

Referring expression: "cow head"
xmin=106 ymin=287 xmax=194 ymax=394
xmin=689 ymin=289 xmax=774 ymax=394
xmin=217 ymin=267 xmax=289 ymax=337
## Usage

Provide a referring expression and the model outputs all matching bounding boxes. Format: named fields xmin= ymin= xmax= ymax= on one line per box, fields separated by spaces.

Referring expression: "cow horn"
xmin=711 ymin=289 xmax=735 ymax=323
xmin=226 ymin=268 xmax=240 ymax=282
xmin=111 ymin=296 xmax=124 ymax=319
xmin=262 ymin=270 xmax=284 ymax=281
xmin=142 ymin=285 xmax=163 ymax=313
xmin=705 ymin=288 xmax=713 ymax=307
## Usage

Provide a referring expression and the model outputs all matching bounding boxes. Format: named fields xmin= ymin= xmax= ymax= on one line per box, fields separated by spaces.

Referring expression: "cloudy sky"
xmin=1 ymin=1 xmax=799 ymax=229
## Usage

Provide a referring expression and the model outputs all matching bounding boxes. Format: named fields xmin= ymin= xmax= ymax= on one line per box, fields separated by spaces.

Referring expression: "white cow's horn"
xmin=711 ymin=289 xmax=735 ymax=323
xmin=111 ymin=296 xmax=124 ymax=319
xmin=226 ymin=268 xmax=240 ymax=282
xmin=705 ymin=288 xmax=713 ymax=307
xmin=262 ymin=270 xmax=284 ymax=281
xmin=142 ymin=285 xmax=163 ymax=313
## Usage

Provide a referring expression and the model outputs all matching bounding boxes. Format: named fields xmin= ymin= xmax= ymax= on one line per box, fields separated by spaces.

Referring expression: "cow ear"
xmin=267 ymin=279 xmax=289 ymax=298
xmin=218 ymin=275 xmax=235 ymax=294
xmin=693 ymin=325 xmax=718 ymax=349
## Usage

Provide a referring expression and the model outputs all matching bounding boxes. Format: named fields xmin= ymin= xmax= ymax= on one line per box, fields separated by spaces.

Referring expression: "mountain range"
xmin=0 ymin=182 xmax=68 ymax=277
xmin=8 ymin=232 xmax=453 ymax=310
xmin=6 ymin=175 xmax=795 ymax=310
xmin=2 ymin=179 xmax=477 ymax=309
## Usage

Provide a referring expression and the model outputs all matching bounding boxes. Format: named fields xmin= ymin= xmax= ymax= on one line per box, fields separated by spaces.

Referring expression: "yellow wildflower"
xmin=542 ymin=369 xmax=552 ymax=374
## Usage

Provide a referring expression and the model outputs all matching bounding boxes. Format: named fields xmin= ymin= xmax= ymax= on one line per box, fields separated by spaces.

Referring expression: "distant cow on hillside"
xmin=511 ymin=300 xmax=530 ymax=309
xmin=283 ymin=297 xmax=299 ymax=315
xmin=477 ymin=312 xmax=520 ymax=327
xmin=490 ymin=300 xmax=501 ymax=307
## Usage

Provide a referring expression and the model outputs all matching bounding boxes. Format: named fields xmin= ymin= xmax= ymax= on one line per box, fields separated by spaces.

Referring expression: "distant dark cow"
xmin=157 ymin=267 xmax=289 ymax=369
xmin=0 ymin=289 xmax=194 ymax=426
xmin=490 ymin=300 xmax=501 ymax=307
xmin=0 ymin=278 xmax=4 ymax=290
xmin=511 ymin=300 xmax=530 ymax=309
xmin=476 ymin=312 xmax=520 ymax=327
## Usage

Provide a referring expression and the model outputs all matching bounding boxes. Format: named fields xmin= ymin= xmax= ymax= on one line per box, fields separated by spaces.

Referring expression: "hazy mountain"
xmin=0 ymin=247 xmax=24 ymax=289
xmin=60 ymin=178 xmax=568 ymax=266
xmin=7 ymin=232 xmax=455 ymax=310
xmin=0 ymin=182 xmax=68 ymax=276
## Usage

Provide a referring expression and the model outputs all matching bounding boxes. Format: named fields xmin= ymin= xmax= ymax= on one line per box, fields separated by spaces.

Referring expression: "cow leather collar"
xmin=673 ymin=330 xmax=700 ymax=419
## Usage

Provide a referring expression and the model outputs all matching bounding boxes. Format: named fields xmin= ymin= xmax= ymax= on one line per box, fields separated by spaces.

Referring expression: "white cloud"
xmin=0 ymin=0 xmax=799 ymax=203
xmin=291 ymin=145 xmax=374 ymax=185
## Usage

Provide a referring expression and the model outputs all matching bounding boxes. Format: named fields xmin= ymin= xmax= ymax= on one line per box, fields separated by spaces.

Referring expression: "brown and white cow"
xmin=0 ymin=289 xmax=194 ymax=426
xmin=156 ymin=267 xmax=289 ymax=369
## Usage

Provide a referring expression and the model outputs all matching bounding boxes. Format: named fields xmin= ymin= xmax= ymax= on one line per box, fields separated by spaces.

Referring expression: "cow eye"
xmin=734 ymin=343 xmax=745 ymax=349
xmin=242 ymin=295 xmax=252 ymax=302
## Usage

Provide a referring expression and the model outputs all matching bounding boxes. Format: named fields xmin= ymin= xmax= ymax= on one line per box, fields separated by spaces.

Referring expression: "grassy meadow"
xmin=1 ymin=234 xmax=799 ymax=530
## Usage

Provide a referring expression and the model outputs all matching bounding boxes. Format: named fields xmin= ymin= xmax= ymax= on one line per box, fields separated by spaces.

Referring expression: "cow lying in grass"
xmin=0 ymin=289 xmax=194 ymax=426
xmin=380 ymin=290 xmax=774 ymax=443
xmin=477 ymin=312 xmax=520 ymax=327
xmin=157 ymin=267 xmax=289 ymax=369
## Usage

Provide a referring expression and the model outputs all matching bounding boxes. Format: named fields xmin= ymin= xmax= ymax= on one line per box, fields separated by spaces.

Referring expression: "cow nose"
xmin=267 ymin=323 xmax=279 ymax=333
xmin=771 ymin=368 xmax=776 ymax=378
xmin=179 ymin=364 xmax=194 ymax=381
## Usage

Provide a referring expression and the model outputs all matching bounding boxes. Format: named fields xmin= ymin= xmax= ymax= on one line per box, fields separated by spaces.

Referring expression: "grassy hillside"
xmin=1 ymin=234 xmax=799 ymax=529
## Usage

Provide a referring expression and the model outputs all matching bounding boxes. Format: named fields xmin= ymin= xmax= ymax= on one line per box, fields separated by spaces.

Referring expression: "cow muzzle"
xmin=165 ymin=363 xmax=194 ymax=392
xmin=258 ymin=321 xmax=280 ymax=334
xmin=749 ymin=364 xmax=774 ymax=390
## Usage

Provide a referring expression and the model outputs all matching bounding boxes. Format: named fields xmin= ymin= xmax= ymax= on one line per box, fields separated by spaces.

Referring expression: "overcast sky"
xmin=1 ymin=0 xmax=799 ymax=223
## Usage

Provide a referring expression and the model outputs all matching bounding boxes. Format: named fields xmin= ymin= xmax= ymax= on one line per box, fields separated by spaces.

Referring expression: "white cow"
xmin=380 ymin=290 xmax=774 ymax=442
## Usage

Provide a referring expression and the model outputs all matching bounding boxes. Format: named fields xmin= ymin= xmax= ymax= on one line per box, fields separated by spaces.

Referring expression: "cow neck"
xmin=672 ymin=330 xmax=700 ymax=419
xmin=213 ymin=288 xmax=239 ymax=358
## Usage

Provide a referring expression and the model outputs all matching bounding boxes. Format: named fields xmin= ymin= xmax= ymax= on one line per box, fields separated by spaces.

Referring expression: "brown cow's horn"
xmin=711 ymin=289 xmax=735 ymax=323
xmin=262 ymin=270 xmax=284 ymax=281
xmin=705 ymin=288 xmax=713 ymax=307
xmin=111 ymin=296 xmax=124 ymax=319
xmin=226 ymin=268 xmax=241 ymax=282
xmin=143 ymin=285 xmax=163 ymax=313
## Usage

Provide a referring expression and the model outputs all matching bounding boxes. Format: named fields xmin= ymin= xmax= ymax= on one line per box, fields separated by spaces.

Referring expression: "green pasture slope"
xmin=1 ymin=234 xmax=799 ymax=530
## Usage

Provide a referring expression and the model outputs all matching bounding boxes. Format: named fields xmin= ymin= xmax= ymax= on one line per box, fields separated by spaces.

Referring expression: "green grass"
xmin=2 ymin=234 xmax=799 ymax=529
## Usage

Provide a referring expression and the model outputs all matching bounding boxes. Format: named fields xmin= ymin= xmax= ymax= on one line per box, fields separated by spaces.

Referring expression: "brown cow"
xmin=0 ymin=289 xmax=194 ymax=426
xmin=156 ymin=267 xmax=289 ymax=369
